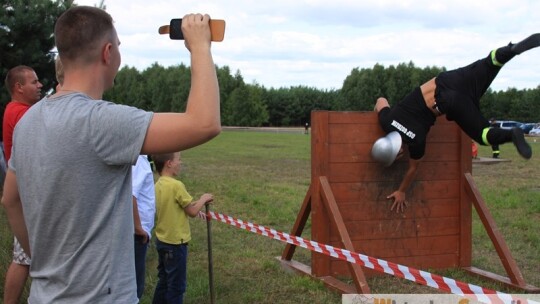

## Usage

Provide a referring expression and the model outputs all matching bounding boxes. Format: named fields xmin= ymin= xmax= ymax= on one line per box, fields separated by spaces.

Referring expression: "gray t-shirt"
xmin=11 ymin=93 xmax=153 ymax=303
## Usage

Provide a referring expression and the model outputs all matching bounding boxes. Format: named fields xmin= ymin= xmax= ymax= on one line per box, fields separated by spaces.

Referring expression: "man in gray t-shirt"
xmin=12 ymin=95 xmax=152 ymax=302
xmin=1 ymin=6 xmax=221 ymax=303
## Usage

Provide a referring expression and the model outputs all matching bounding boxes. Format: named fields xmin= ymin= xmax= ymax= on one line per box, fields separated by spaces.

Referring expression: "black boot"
xmin=511 ymin=127 xmax=532 ymax=159
xmin=486 ymin=127 xmax=531 ymax=159
xmin=511 ymin=33 xmax=540 ymax=54
xmin=493 ymin=34 xmax=540 ymax=65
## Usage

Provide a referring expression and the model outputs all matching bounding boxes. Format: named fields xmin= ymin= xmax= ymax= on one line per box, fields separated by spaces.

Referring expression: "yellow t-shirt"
xmin=154 ymin=176 xmax=193 ymax=244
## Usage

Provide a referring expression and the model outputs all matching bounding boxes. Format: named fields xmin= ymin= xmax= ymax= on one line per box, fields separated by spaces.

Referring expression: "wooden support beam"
xmin=281 ymin=186 xmax=312 ymax=261
xmin=463 ymin=267 xmax=540 ymax=292
xmin=319 ymin=176 xmax=370 ymax=294
xmin=463 ymin=173 xmax=528 ymax=288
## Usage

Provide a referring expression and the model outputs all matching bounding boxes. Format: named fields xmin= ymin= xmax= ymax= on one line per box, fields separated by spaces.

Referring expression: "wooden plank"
xmin=329 ymin=142 xmax=461 ymax=163
xmin=328 ymin=118 xmax=460 ymax=144
xmin=411 ymin=180 xmax=462 ymax=200
xmin=330 ymin=180 xmax=461 ymax=202
xmin=459 ymin=131 xmax=473 ymax=267
xmin=311 ymin=111 xmax=331 ymax=276
xmin=463 ymin=267 xmax=540 ymax=292
xmin=336 ymin=199 xmax=460 ymax=221
xmin=329 ymin=217 xmax=460 ymax=240
xmin=327 ymin=111 xmax=456 ymax=127
xmin=464 ymin=173 xmax=526 ymax=287
xmin=320 ymin=176 xmax=370 ymax=293
xmin=426 ymin=120 xmax=462 ymax=142
xmin=328 ymin=123 xmax=383 ymax=144
xmin=329 ymin=162 xmax=411 ymax=183
xmin=329 ymin=235 xmax=460 ymax=258
xmin=328 ymin=111 xmax=379 ymax=124
xmin=278 ymin=259 xmax=359 ymax=294
xmin=281 ymin=187 xmax=312 ymax=261
xmin=318 ymin=276 xmax=360 ymax=294
xmin=330 ymin=253 xmax=460 ymax=277
xmin=329 ymin=142 xmax=383 ymax=163
xmin=328 ymin=161 xmax=461 ymax=183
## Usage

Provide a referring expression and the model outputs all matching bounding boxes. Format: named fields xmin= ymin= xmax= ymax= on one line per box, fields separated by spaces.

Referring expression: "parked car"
xmin=492 ymin=120 xmax=523 ymax=130
xmin=529 ymin=126 xmax=540 ymax=136
xmin=520 ymin=123 xmax=535 ymax=134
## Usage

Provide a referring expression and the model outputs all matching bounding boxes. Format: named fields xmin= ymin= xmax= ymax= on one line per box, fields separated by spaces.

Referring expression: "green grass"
xmin=1 ymin=131 xmax=539 ymax=303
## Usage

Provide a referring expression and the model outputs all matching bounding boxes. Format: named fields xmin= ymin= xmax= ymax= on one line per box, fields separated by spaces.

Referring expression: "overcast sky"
xmin=75 ymin=0 xmax=540 ymax=92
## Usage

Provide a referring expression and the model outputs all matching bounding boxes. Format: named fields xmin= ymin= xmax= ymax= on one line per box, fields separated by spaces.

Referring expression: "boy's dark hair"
xmin=151 ymin=153 xmax=175 ymax=174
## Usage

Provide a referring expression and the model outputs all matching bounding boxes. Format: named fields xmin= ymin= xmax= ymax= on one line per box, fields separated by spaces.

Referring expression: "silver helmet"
xmin=371 ymin=131 xmax=402 ymax=167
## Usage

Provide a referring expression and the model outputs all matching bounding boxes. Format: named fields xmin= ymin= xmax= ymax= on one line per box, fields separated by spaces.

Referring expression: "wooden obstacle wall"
xmin=280 ymin=110 xmax=537 ymax=294
xmin=310 ymin=111 xmax=471 ymax=278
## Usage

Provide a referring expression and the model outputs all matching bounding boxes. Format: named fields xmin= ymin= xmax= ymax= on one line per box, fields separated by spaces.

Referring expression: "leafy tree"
xmin=217 ymin=67 xmax=245 ymax=122
xmin=341 ymin=62 xmax=443 ymax=110
xmin=140 ymin=63 xmax=169 ymax=111
xmin=341 ymin=63 xmax=391 ymax=110
xmin=264 ymin=87 xmax=300 ymax=126
xmin=1 ymin=0 xmax=74 ymax=103
xmin=480 ymin=88 xmax=500 ymax=120
xmin=482 ymin=86 xmax=540 ymax=123
xmin=164 ymin=64 xmax=191 ymax=112
xmin=285 ymin=86 xmax=334 ymax=126
xmin=514 ymin=88 xmax=538 ymax=122
xmin=217 ymin=67 xmax=243 ymax=108
xmin=103 ymin=66 xmax=144 ymax=107
xmin=224 ymin=83 xmax=268 ymax=126
xmin=97 ymin=59 xmax=540 ymax=126
xmin=340 ymin=67 xmax=367 ymax=110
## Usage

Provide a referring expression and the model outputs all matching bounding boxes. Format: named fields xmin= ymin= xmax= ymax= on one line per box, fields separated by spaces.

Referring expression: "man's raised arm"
xmin=142 ymin=13 xmax=221 ymax=154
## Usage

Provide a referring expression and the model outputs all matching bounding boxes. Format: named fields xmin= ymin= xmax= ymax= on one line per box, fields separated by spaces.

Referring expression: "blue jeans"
xmin=134 ymin=234 xmax=149 ymax=299
xmin=152 ymin=239 xmax=188 ymax=304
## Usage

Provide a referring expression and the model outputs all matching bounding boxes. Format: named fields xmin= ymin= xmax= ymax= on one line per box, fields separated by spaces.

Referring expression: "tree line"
xmin=103 ymin=61 xmax=540 ymax=126
xmin=2 ymin=0 xmax=540 ymax=126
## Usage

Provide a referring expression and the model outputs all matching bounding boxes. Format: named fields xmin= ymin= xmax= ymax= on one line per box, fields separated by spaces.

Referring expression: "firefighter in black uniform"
xmin=372 ymin=33 xmax=539 ymax=212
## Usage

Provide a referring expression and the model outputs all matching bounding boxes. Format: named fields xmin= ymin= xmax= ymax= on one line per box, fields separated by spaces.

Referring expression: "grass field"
xmin=1 ymin=130 xmax=539 ymax=303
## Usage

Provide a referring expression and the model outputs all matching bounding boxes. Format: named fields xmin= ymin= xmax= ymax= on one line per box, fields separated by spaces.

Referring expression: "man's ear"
xmin=102 ymin=42 xmax=112 ymax=64
xmin=15 ymin=82 xmax=24 ymax=92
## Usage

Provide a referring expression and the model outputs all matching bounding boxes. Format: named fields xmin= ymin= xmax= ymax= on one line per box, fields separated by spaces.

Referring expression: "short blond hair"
xmin=151 ymin=153 xmax=176 ymax=174
xmin=4 ymin=65 xmax=34 ymax=96
xmin=55 ymin=6 xmax=115 ymax=64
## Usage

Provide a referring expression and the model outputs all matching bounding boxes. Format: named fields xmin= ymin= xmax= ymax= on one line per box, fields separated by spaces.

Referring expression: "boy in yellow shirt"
xmin=151 ymin=152 xmax=214 ymax=304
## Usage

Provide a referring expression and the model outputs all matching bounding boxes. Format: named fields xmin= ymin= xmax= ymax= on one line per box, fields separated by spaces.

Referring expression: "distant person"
xmin=472 ymin=141 xmax=478 ymax=159
xmin=489 ymin=118 xmax=500 ymax=158
xmin=1 ymin=6 xmax=220 ymax=303
xmin=372 ymin=33 xmax=539 ymax=212
xmin=304 ymin=122 xmax=309 ymax=134
xmin=152 ymin=152 xmax=214 ymax=304
xmin=132 ymin=155 xmax=155 ymax=299
xmin=2 ymin=65 xmax=42 ymax=304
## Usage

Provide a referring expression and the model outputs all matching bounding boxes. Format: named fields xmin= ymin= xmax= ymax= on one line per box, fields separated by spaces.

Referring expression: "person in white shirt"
xmin=132 ymin=155 xmax=156 ymax=299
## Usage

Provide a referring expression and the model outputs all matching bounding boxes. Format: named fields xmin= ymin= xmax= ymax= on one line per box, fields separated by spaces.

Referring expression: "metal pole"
xmin=206 ymin=204 xmax=216 ymax=304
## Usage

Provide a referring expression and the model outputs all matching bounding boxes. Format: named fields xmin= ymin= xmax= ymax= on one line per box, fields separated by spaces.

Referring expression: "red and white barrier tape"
xmin=202 ymin=211 xmax=538 ymax=304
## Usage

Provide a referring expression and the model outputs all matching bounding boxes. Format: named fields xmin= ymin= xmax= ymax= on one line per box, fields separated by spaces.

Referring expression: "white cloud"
xmin=74 ymin=0 xmax=540 ymax=91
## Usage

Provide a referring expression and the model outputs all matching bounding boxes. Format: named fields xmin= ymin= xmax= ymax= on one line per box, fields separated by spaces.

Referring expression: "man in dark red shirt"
xmin=2 ymin=65 xmax=42 ymax=304
xmin=3 ymin=66 xmax=43 ymax=161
